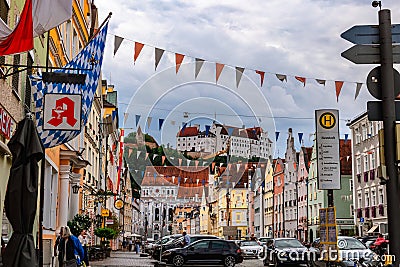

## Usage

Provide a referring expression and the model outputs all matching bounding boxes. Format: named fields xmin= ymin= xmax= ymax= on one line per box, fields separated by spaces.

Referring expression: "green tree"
xmin=67 ymin=214 xmax=92 ymax=237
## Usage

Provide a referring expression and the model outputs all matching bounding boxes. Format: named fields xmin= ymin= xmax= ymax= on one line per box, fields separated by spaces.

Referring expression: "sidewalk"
xmin=90 ymin=251 xmax=157 ymax=267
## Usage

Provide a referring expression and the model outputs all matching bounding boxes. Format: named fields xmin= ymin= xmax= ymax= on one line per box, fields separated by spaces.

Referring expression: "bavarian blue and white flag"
xmin=30 ymin=22 xmax=108 ymax=148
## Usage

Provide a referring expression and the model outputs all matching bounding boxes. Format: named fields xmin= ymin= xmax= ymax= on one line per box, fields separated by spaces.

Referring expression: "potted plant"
xmin=94 ymin=227 xmax=118 ymax=257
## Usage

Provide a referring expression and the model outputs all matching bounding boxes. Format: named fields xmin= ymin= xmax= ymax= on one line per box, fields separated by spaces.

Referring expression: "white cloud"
xmin=95 ymin=0 xmax=400 ymax=156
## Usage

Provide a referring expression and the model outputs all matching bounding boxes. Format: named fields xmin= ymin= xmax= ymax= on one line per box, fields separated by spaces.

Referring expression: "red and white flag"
xmin=0 ymin=0 xmax=72 ymax=56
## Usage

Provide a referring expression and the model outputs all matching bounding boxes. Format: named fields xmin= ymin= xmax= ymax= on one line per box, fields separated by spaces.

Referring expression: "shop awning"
xmin=367 ymin=225 xmax=379 ymax=234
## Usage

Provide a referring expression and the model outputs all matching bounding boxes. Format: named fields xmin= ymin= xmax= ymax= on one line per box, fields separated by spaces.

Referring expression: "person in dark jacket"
xmin=58 ymin=226 xmax=85 ymax=267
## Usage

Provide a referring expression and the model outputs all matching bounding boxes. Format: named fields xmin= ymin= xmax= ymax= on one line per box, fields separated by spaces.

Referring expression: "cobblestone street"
xmin=90 ymin=252 xmax=265 ymax=267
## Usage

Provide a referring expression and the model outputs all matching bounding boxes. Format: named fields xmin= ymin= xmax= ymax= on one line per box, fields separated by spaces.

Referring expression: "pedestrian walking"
xmin=122 ymin=239 xmax=127 ymax=251
xmin=181 ymin=232 xmax=190 ymax=247
xmin=78 ymin=229 xmax=89 ymax=266
xmin=128 ymin=239 xmax=133 ymax=252
xmin=135 ymin=239 xmax=141 ymax=254
xmin=58 ymin=226 xmax=85 ymax=267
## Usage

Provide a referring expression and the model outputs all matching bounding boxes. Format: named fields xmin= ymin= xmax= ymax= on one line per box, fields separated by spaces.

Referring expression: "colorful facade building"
xmin=273 ymin=158 xmax=285 ymax=237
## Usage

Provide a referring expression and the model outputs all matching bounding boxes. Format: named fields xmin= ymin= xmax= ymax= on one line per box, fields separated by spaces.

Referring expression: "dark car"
xmin=310 ymin=236 xmax=380 ymax=267
xmin=161 ymin=239 xmax=243 ymax=267
xmin=263 ymin=238 xmax=309 ymax=266
xmin=152 ymin=234 xmax=219 ymax=260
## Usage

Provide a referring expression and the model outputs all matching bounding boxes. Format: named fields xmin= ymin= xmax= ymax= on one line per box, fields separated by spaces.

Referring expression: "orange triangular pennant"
xmin=295 ymin=76 xmax=306 ymax=87
xmin=216 ymin=63 xmax=224 ymax=83
xmin=255 ymin=70 xmax=265 ymax=87
xmin=335 ymin=81 xmax=344 ymax=102
xmin=175 ymin=53 xmax=185 ymax=73
xmin=134 ymin=42 xmax=144 ymax=63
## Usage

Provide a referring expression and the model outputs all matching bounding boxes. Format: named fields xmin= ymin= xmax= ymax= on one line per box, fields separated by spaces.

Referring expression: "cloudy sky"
xmin=95 ymin=0 xmax=400 ymax=157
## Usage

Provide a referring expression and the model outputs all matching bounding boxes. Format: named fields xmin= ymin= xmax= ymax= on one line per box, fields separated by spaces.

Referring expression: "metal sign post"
xmin=341 ymin=8 xmax=400 ymax=264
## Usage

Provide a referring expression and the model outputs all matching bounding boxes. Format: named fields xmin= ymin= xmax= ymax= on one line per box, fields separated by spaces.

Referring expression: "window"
xmin=211 ymin=241 xmax=227 ymax=249
xmin=355 ymin=128 xmax=361 ymax=144
xmin=358 ymin=192 xmax=362 ymax=208
xmin=192 ymin=241 xmax=209 ymax=249
xmin=364 ymin=155 xmax=369 ymax=172
xmin=371 ymin=152 xmax=376 ymax=169
xmin=379 ymin=188 xmax=384 ymax=204
xmin=43 ymin=162 xmax=58 ymax=230
xmin=365 ymin=191 xmax=370 ymax=207
xmin=356 ymin=157 xmax=361 ymax=174
xmin=369 ymin=122 xmax=374 ymax=136
xmin=371 ymin=190 xmax=376 ymax=206
xmin=349 ymin=180 xmax=353 ymax=191
xmin=350 ymin=204 xmax=354 ymax=216
xmin=362 ymin=124 xmax=367 ymax=140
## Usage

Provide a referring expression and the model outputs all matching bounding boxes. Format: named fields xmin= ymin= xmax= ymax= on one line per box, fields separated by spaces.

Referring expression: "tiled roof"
xmin=141 ymin=166 xmax=209 ymax=187
xmin=177 ymin=127 xmax=199 ymax=137
xmin=177 ymin=186 xmax=203 ymax=199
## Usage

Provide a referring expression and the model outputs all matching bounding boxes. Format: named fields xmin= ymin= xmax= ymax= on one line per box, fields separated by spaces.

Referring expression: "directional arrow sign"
xmin=341 ymin=44 xmax=400 ymax=64
xmin=341 ymin=24 xmax=400 ymax=44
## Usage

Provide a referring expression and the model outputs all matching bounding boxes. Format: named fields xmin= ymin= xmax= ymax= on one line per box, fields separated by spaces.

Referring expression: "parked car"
xmin=146 ymin=234 xmax=181 ymax=254
xmin=238 ymin=240 xmax=264 ymax=258
xmin=258 ymin=237 xmax=273 ymax=246
xmin=152 ymin=234 xmax=218 ymax=259
xmin=161 ymin=239 xmax=243 ymax=267
xmin=263 ymin=238 xmax=309 ymax=267
xmin=310 ymin=236 xmax=380 ymax=267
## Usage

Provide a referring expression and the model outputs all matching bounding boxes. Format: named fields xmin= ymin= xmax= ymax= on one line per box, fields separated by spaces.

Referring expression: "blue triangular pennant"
xmin=344 ymin=133 xmax=349 ymax=144
xmin=275 ymin=132 xmax=280 ymax=141
xmin=298 ymin=132 xmax=303 ymax=144
xmin=136 ymin=115 xmax=141 ymax=127
xmin=205 ymin=125 xmax=210 ymax=137
xmin=159 ymin=118 xmax=164 ymax=130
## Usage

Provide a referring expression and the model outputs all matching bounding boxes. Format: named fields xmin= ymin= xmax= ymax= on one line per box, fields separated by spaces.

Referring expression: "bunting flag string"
xmin=216 ymin=63 xmax=224 ymax=83
xmin=134 ymin=42 xmax=144 ymax=64
xmin=195 ymin=58 xmax=205 ymax=78
xmin=155 ymin=47 xmax=165 ymax=71
xmin=111 ymin=34 xmax=365 ymax=102
xmin=176 ymin=53 xmax=185 ymax=73
xmin=255 ymin=70 xmax=265 ymax=87
xmin=235 ymin=67 xmax=245 ymax=88
xmin=114 ymin=36 xmax=124 ymax=56
xmin=335 ymin=81 xmax=344 ymax=102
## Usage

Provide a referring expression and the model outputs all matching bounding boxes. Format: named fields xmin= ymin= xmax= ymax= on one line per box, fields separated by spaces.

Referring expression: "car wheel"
xmin=172 ymin=254 xmax=185 ymax=267
xmin=224 ymin=255 xmax=236 ymax=267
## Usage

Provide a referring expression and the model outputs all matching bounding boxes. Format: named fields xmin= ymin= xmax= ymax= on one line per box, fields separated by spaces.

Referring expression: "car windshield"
xmin=275 ymin=239 xmax=304 ymax=248
xmin=241 ymin=241 xmax=259 ymax=246
xmin=339 ymin=238 xmax=367 ymax=250
xmin=259 ymin=238 xmax=269 ymax=242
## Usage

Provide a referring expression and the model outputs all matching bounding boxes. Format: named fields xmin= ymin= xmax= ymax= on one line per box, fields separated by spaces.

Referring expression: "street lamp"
xmin=72 ymin=184 xmax=81 ymax=194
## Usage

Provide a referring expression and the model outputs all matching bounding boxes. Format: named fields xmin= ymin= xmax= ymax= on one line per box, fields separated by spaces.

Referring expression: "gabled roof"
xmin=177 ymin=186 xmax=203 ymax=199
xmin=177 ymin=127 xmax=199 ymax=137
xmin=141 ymin=166 xmax=209 ymax=187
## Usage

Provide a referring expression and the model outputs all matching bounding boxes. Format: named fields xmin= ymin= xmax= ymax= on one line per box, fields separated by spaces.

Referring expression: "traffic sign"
xmin=367 ymin=101 xmax=400 ymax=121
xmin=341 ymin=45 xmax=400 ymax=64
xmin=360 ymin=217 xmax=364 ymax=223
xmin=366 ymin=66 xmax=400 ymax=100
xmin=341 ymin=24 xmax=400 ymax=44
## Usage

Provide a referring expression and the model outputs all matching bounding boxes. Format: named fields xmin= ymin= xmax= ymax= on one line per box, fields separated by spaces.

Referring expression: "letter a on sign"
xmin=43 ymin=94 xmax=82 ymax=131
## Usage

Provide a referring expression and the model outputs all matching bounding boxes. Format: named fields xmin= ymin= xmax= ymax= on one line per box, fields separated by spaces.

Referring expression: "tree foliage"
xmin=94 ymin=227 xmax=118 ymax=240
xmin=67 ymin=214 xmax=92 ymax=237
